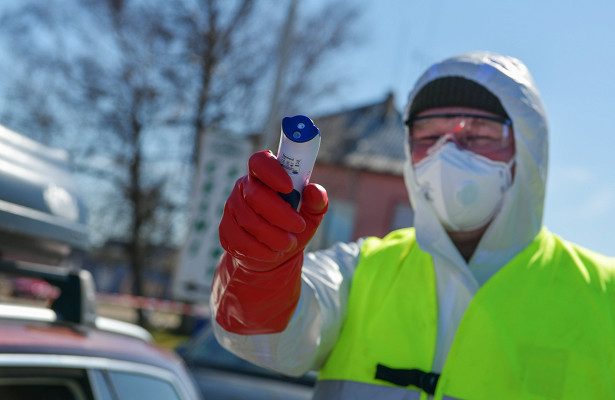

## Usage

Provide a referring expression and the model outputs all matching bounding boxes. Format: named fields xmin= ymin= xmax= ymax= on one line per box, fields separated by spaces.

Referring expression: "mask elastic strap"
xmin=501 ymin=158 xmax=515 ymax=189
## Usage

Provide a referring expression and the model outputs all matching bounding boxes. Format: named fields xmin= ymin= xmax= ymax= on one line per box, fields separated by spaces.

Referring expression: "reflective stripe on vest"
xmin=313 ymin=380 xmax=464 ymax=400
xmin=317 ymin=227 xmax=615 ymax=399
xmin=313 ymin=380 xmax=424 ymax=400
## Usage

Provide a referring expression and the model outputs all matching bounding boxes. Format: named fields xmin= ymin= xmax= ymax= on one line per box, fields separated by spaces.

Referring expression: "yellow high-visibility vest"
xmin=317 ymin=228 xmax=615 ymax=399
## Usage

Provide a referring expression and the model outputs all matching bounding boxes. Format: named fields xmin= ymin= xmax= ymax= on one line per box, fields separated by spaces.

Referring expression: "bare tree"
xmin=69 ymin=0 xmax=190 ymax=327
xmin=0 ymin=0 xmax=193 ymax=327
xmin=0 ymin=0 xmax=360 ymax=328
xmin=261 ymin=0 xmax=360 ymax=149
xmin=173 ymin=0 xmax=262 ymax=166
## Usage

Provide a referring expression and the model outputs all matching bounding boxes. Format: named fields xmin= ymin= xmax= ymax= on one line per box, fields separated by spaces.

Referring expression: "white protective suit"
xmin=212 ymin=51 xmax=549 ymax=379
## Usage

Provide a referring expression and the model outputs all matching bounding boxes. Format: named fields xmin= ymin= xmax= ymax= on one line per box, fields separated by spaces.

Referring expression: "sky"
xmin=309 ymin=0 xmax=615 ymax=256
xmin=0 ymin=0 xmax=610 ymax=256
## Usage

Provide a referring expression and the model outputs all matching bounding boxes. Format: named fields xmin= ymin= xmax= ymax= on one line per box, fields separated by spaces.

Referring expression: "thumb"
xmin=295 ymin=183 xmax=328 ymax=248
xmin=301 ymin=183 xmax=328 ymax=216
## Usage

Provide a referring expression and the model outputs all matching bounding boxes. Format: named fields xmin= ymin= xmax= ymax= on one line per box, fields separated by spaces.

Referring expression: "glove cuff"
xmin=211 ymin=251 xmax=303 ymax=334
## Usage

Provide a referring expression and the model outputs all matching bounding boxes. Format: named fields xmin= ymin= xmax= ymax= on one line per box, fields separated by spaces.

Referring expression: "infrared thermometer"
xmin=277 ymin=115 xmax=321 ymax=210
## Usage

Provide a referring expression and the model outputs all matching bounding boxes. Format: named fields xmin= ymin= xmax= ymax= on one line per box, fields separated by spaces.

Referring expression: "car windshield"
xmin=184 ymin=329 xmax=277 ymax=375
xmin=179 ymin=328 xmax=316 ymax=385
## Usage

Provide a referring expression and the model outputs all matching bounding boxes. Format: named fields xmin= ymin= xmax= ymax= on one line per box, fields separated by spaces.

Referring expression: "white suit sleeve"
xmin=211 ymin=239 xmax=363 ymax=376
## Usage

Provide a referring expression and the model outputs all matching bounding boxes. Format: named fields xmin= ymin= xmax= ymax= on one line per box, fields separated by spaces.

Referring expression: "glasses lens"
xmin=408 ymin=114 xmax=512 ymax=154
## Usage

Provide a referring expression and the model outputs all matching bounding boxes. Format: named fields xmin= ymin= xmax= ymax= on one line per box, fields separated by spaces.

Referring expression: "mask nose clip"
xmin=451 ymin=119 xmax=466 ymax=134
xmin=429 ymin=120 xmax=467 ymax=155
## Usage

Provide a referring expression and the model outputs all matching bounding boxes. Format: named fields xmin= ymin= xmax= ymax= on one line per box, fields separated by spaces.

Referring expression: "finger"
xmin=229 ymin=189 xmax=298 ymax=253
xmin=248 ymin=151 xmax=293 ymax=194
xmin=219 ymin=206 xmax=282 ymax=263
xmin=243 ymin=174 xmax=306 ymax=233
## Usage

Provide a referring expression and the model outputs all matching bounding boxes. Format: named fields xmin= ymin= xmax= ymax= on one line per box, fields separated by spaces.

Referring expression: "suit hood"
xmin=403 ymin=51 xmax=549 ymax=283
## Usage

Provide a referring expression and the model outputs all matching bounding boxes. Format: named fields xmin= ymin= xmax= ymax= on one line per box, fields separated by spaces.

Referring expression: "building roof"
xmin=313 ymin=92 xmax=406 ymax=176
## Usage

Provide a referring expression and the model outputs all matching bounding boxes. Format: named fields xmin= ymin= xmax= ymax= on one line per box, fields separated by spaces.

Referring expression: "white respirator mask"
xmin=413 ymin=142 xmax=514 ymax=232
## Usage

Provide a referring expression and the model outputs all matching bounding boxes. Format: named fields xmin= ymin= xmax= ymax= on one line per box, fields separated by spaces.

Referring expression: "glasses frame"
xmin=405 ymin=113 xmax=512 ymax=128
xmin=406 ymin=113 xmax=514 ymax=160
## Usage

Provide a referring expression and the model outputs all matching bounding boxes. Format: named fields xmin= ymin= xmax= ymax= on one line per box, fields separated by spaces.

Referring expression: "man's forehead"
xmin=417 ymin=107 xmax=504 ymax=118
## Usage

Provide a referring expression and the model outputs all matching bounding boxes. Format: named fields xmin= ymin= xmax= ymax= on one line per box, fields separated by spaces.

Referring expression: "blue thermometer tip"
xmin=282 ymin=115 xmax=320 ymax=143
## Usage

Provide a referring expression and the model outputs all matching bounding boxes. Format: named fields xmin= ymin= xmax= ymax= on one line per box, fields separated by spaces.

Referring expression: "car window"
xmin=0 ymin=368 xmax=93 ymax=400
xmin=105 ymin=371 xmax=182 ymax=400
xmin=0 ymin=381 xmax=83 ymax=400
xmin=89 ymin=371 xmax=115 ymax=400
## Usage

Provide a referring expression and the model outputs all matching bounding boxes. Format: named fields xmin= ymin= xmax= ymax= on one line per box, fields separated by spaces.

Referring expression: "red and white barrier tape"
xmin=97 ymin=293 xmax=210 ymax=317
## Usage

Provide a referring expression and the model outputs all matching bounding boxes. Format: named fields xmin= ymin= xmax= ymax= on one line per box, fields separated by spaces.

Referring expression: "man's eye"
xmin=466 ymin=135 xmax=497 ymax=142
xmin=464 ymin=135 xmax=499 ymax=147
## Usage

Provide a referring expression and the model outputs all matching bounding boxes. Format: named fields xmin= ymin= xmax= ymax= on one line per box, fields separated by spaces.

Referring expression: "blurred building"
xmin=309 ymin=92 xmax=413 ymax=250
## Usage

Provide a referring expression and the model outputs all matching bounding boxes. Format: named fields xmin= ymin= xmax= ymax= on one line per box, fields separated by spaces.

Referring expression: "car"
xmin=0 ymin=124 xmax=201 ymax=399
xmin=177 ymin=324 xmax=317 ymax=400
xmin=0 ymin=265 xmax=202 ymax=400
xmin=10 ymin=277 xmax=60 ymax=300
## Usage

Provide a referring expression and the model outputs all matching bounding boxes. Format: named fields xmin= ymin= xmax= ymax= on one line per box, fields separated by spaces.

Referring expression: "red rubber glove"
xmin=211 ymin=150 xmax=328 ymax=334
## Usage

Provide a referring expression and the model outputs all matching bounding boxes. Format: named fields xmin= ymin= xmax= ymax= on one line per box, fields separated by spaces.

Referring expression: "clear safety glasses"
xmin=406 ymin=113 xmax=513 ymax=156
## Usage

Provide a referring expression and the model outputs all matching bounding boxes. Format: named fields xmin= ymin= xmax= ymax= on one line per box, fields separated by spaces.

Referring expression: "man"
xmin=210 ymin=51 xmax=615 ymax=399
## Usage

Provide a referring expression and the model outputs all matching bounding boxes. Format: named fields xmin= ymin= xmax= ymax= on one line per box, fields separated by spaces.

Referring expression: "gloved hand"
xmin=211 ymin=150 xmax=328 ymax=334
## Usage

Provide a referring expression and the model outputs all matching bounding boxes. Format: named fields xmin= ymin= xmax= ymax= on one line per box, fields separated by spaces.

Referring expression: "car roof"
xmin=0 ymin=311 xmax=183 ymax=373
xmin=0 ymin=302 xmax=153 ymax=342
xmin=0 ymin=302 xmax=202 ymax=400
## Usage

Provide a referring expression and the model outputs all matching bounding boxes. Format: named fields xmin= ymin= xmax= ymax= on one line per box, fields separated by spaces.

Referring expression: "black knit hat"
xmin=408 ymin=76 xmax=509 ymax=120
